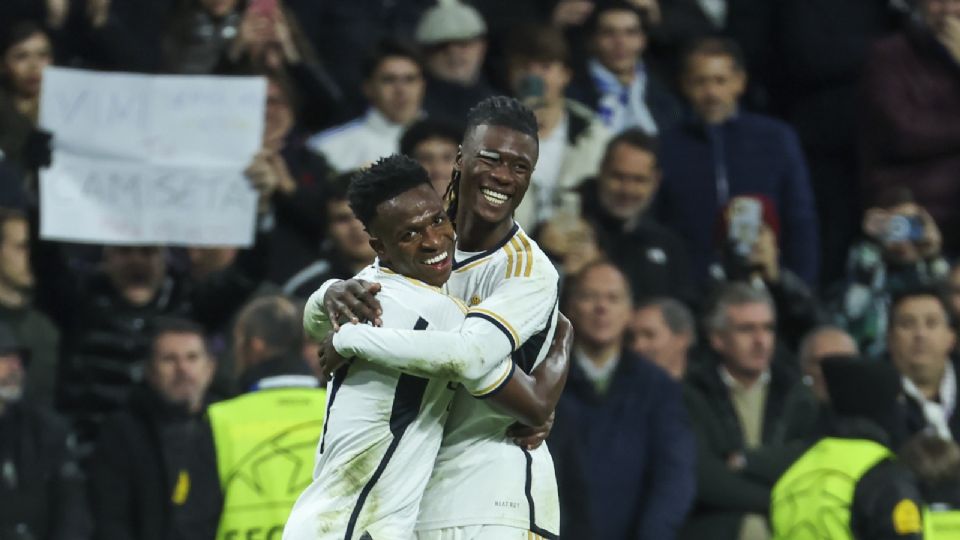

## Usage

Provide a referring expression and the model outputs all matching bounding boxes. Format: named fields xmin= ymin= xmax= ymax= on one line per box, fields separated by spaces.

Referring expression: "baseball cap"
xmin=415 ymin=0 xmax=487 ymax=45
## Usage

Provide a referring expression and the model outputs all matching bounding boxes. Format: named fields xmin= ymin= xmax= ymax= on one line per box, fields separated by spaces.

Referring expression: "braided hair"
xmin=444 ymin=96 xmax=538 ymax=226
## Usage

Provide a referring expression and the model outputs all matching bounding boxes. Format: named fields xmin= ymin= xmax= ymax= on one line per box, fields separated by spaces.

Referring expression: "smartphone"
xmin=517 ymin=74 xmax=546 ymax=109
xmin=884 ymin=215 xmax=925 ymax=243
xmin=727 ymin=197 xmax=762 ymax=257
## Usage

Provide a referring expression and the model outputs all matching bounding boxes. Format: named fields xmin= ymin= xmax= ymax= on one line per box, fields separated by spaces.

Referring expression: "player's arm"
xmin=305 ymin=278 xmax=383 ymax=339
xmin=332 ymin=273 xmax=557 ymax=387
xmin=485 ymin=313 xmax=572 ymax=427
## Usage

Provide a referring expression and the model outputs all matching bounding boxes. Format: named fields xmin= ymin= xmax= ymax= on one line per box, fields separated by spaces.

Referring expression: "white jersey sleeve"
xmin=303 ymin=278 xmax=342 ymax=342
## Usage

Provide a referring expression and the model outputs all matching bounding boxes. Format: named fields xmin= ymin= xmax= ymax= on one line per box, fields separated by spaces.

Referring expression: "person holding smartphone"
xmin=829 ymin=187 xmax=950 ymax=358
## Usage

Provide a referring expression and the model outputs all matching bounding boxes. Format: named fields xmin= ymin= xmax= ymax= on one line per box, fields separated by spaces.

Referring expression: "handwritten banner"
xmin=39 ymin=67 xmax=266 ymax=246
xmin=40 ymin=152 xmax=258 ymax=246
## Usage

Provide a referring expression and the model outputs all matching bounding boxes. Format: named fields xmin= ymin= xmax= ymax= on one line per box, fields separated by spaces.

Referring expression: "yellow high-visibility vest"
xmin=771 ymin=437 xmax=894 ymax=540
xmin=209 ymin=383 xmax=326 ymax=540
xmin=925 ymin=508 xmax=960 ymax=540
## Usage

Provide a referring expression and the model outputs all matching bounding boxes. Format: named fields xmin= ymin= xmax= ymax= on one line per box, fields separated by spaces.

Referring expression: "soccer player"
xmin=283 ymin=155 xmax=569 ymax=540
xmin=312 ymin=97 xmax=564 ymax=539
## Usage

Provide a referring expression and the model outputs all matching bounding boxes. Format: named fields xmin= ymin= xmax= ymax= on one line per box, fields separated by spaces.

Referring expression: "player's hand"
xmin=318 ymin=334 xmax=349 ymax=380
xmin=507 ymin=412 xmax=555 ymax=450
xmin=324 ymin=279 xmax=383 ymax=330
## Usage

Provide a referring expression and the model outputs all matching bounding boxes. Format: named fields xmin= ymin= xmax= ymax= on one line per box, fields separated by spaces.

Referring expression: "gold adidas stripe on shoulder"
xmin=508 ymin=237 xmax=524 ymax=278
xmin=502 ymin=243 xmax=515 ymax=278
xmin=518 ymin=232 xmax=535 ymax=277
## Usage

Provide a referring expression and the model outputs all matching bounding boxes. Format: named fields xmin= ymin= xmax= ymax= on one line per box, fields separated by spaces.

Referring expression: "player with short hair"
xmin=283 ymin=154 xmax=568 ymax=540
xmin=310 ymin=96 xmax=565 ymax=539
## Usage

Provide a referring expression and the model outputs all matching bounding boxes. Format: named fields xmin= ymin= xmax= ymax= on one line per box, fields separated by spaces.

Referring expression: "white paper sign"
xmin=39 ymin=67 xmax=266 ymax=246
xmin=40 ymin=152 xmax=258 ymax=246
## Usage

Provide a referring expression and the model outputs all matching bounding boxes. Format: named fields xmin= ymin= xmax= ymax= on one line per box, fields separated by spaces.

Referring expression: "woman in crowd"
xmin=0 ymin=21 xmax=53 ymax=175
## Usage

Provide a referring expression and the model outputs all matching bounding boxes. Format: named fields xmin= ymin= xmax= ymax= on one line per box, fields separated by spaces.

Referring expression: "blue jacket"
xmin=655 ymin=112 xmax=819 ymax=287
xmin=549 ymin=349 xmax=696 ymax=540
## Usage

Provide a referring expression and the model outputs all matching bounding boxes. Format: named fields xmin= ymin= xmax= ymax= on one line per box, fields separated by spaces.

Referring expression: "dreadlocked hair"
xmin=443 ymin=168 xmax=462 ymax=224
xmin=444 ymin=96 xmax=539 ymax=225
xmin=347 ymin=154 xmax=431 ymax=229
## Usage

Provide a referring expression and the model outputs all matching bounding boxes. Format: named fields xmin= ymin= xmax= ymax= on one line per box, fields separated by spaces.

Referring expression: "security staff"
xmin=209 ymin=296 xmax=326 ymax=540
xmin=771 ymin=357 xmax=924 ymax=540
xmin=901 ymin=434 xmax=960 ymax=540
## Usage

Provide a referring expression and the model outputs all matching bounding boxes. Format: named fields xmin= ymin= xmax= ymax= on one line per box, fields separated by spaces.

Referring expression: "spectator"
xmin=0 ymin=209 xmax=59 ymax=407
xmin=566 ymin=1 xmax=681 ymax=136
xmin=534 ymin=216 xmax=603 ymax=285
xmin=682 ymin=283 xmax=811 ymax=540
xmin=579 ymin=129 xmax=695 ymax=305
xmin=550 ymin=261 xmax=695 ymax=539
xmin=775 ymin=326 xmax=861 ymax=445
xmin=89 ymin=318 xmax=221 ymax=540
xmin=51 ymin=223 xmax=269 ymax=446
xmin=773 ymin=0 xmax=903 ymax=286
xmin=887 ymin=287 xmax=960 ymax=444
xmin=657 ymin=37 xmax=819 ymax=289
xmin=504 ymin=24 xmax=611 ymax=230
xmin=249 ymin=73 xmax=332 ymax=283
xmin=900 ymin=434 xmax=960 ymax=531
xmin=162 ymin=0 xmax=244 ymax=74
xmin=709 ymin=195 xmax=825 ymax=351
xmin=950 ymin=261 xmax=960 ymax=328
xmin=208 ymin=295 xmax=324 ymax=538
xmin=307 ymin=39 xmax=425 ymax=172
xmin=0 ymin=21 xmax=53 ymax=174
xmin=797 ymin=326 xmax=859 ymax=406
xmin=296 ymin=0 xmax=432 ymax=116
xmin=770 ymin=359 xmax=924 ymax=540
xmin=0 ymin=323 xmax=88 ymax=540
xmin=415 ymin=0 xmax=496 ymax=122
xmin=830 ymin=188 xmax=950 ymax=357
xmin=861 ymin=0 xmax=960 ymax=256
xmin=630 ymin=297 xmax=695 ymax=380
xmin=281 ymin=174 xmax=376 ymax=300
xmin=399 ymin=118 xmax=463 ymax=196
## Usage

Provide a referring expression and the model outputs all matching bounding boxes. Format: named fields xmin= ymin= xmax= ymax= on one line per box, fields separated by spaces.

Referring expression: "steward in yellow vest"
xmin=901 ymin=434 xmax=960 ymax=540
xmin=770 ymin=358 xmax=924 ymax=540
xmin=208 ymin=296 xmax=327 ymax=540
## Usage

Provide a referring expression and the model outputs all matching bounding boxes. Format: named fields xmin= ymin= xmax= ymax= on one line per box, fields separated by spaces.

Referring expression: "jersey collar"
xmin=452 ymin=221 xmax=520 ymax=270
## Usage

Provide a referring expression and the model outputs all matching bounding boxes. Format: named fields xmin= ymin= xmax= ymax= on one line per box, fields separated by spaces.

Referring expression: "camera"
xmin=884 ymin=215 xmax=924 ymax=243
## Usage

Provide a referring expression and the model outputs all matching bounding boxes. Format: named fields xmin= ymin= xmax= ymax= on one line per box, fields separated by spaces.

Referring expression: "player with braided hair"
xmin=305 ymin=96 xmax=566 ymax=539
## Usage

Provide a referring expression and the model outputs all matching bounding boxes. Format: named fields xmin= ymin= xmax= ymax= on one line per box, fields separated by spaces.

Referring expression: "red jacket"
xmin=860 ymin=25 xmax=960 ymax=251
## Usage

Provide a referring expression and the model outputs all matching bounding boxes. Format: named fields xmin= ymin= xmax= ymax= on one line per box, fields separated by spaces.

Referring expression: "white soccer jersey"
xmin=328 ymin=224 xmax=561 ymax=537
xmin=284 ymin=265 xmax=512 ymax=540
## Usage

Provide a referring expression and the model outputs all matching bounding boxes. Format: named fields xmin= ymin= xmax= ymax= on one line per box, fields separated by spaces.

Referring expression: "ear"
xmin=369 ymin=237 xmax=387 ymax=260
xmin=732 ymin=68 xmax=748 ymax=96
xmin=709 ymin=332 xmax=725 ymax=354
xmin=250 ymin=336 xmax=268 ymax=358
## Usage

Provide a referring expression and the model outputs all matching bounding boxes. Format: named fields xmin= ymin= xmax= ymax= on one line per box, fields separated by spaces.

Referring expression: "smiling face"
xmin=369 ymin=183 xmax=456 ymax=287
xmin=456 ymin=124 xmax=538 ymax=226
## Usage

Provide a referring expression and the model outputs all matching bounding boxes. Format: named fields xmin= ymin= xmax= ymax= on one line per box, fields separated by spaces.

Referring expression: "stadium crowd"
xmin=1 ymin=0 xmax=960 ymax=539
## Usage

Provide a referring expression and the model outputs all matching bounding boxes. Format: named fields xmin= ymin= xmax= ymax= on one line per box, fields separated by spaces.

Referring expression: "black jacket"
xmin=46 ymin=233 xmax=268 ymax=446
xmin=680 ymin=353 xmax=812 ymax=540
xmin=550 ymin=349 xmax=696 ymax=540
xmin=579 ymin=178 xmax=695 ymax=306
xmin=0 ymin=404 xmax=88 ymax=540
xmin=901 ymin=355 xmax=960 ymax=445
xmin=89 ymin=385 xmax=221 ymax=540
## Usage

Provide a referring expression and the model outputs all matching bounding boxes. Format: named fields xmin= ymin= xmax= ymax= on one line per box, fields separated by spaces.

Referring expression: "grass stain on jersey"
xmin=315 ymin=441 xmax=384 ymax=535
